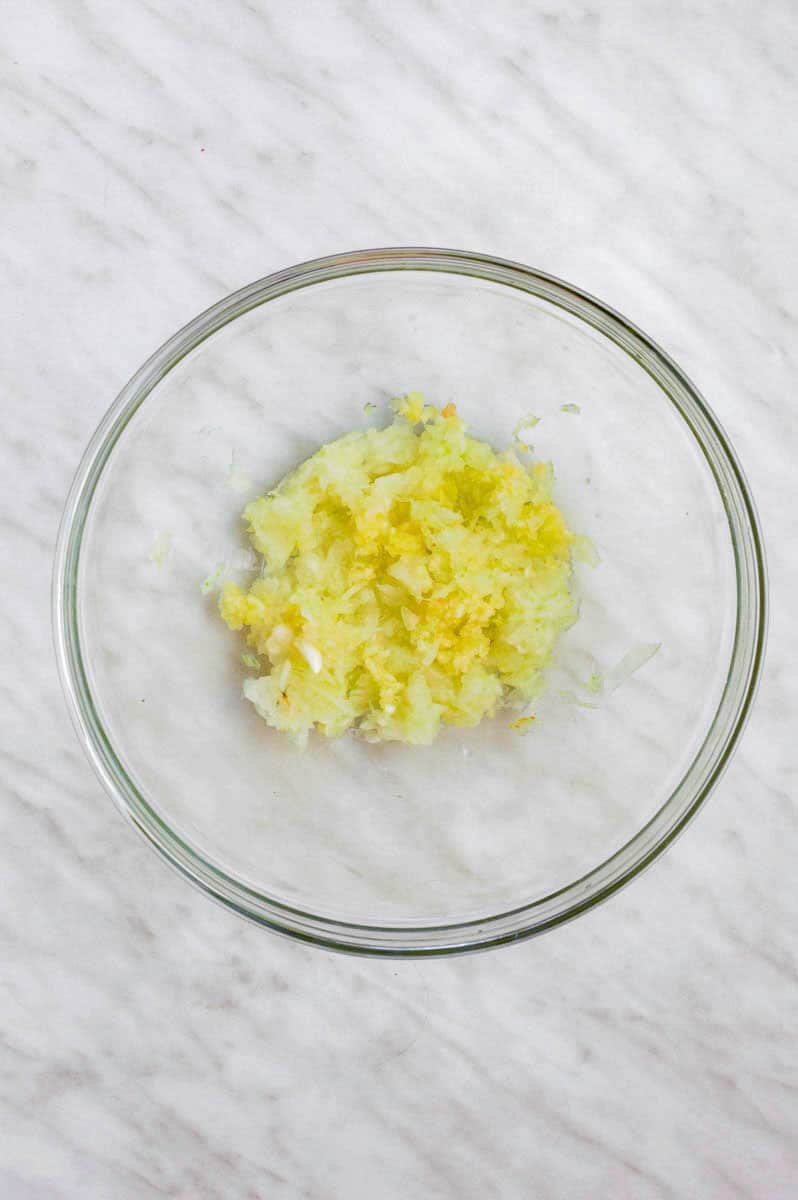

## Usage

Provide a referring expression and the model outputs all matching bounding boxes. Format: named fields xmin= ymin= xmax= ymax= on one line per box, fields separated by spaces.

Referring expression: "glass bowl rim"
xmin=52 ymin=246 xmax=768 ymax=956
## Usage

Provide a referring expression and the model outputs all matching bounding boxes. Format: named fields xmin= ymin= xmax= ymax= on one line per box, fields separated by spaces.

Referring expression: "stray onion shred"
xmin=218 ymin=395 xmax=580 ymax=746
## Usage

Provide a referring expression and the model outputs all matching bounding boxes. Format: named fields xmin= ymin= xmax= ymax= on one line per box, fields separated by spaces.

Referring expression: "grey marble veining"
xmin=1 ymin=1 xmax=796 ymax=1197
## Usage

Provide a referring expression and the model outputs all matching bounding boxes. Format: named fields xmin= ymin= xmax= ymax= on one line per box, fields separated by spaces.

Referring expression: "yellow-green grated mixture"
xmin=218 ymin=394 xmax=578 ymax=746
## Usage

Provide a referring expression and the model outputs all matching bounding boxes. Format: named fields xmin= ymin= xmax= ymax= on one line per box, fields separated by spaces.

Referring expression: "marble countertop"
xmin=3 ymin=2 xmax=796 ymax=1196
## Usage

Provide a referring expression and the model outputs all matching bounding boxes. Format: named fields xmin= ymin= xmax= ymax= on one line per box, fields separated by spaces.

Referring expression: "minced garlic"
xmin=218 ymin=395 xmax=578 ymax=746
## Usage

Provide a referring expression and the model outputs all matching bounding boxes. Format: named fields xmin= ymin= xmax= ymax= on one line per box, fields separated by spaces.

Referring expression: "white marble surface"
xmin=2 ymin=1 xmax=796 ymax=1196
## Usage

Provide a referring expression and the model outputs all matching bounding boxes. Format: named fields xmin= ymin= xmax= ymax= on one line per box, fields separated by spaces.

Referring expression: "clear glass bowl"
xmin=53 ymin=249 xmax=766 ymax=955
